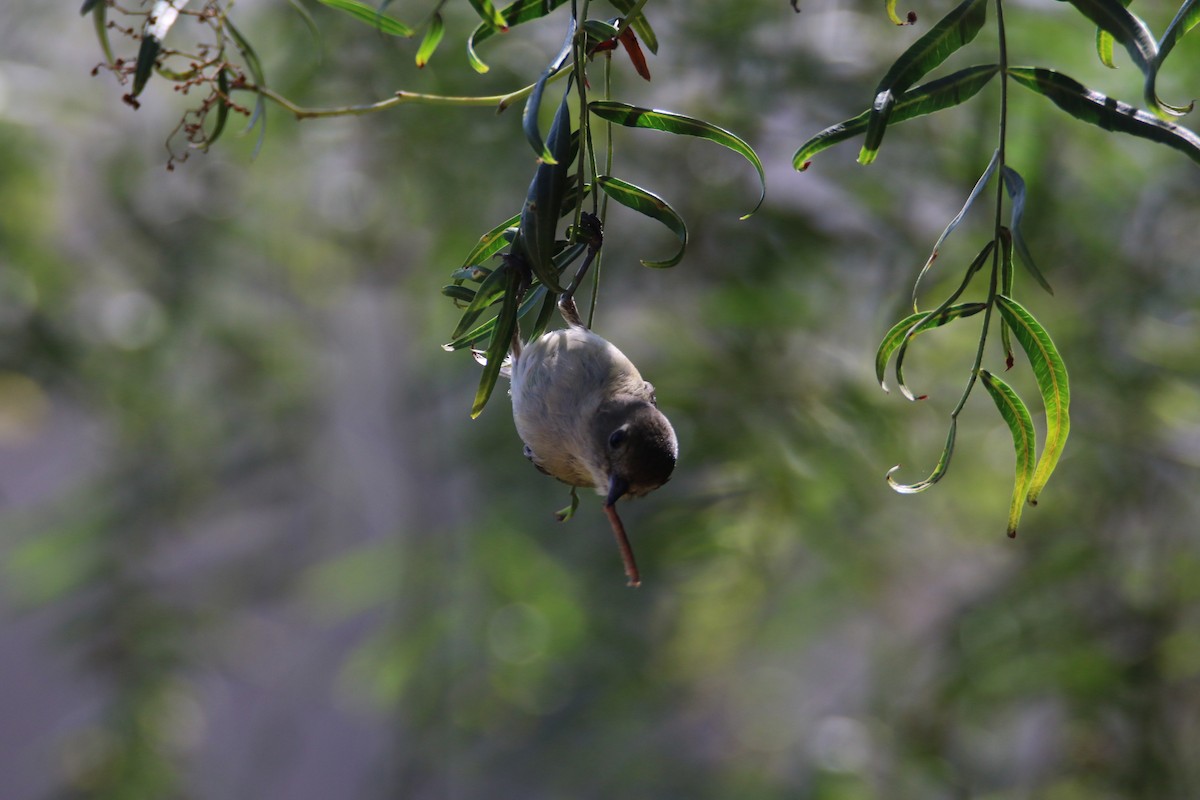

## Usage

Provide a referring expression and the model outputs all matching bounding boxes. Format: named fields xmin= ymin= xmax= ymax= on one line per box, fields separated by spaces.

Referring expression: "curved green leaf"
xmin=912 ymin=147 xmax=999 ymax=309
xmin=861 ymin=0 xmax=988 ymax=165
xmin=589 ymin=101 xmax=765 ymax=218
xmin=225 ymin=18 xmax=268 ymax=157
xmin=85 ymin=0 xmax=114 ymax=65
xmin=1146 ymin=0 xmax=1200 ymax=116
xmin=1008 ymin=67 xmax=1200 ymax=165
xmin=518 ymin=92 xmax=573 ymax=291
xmin=451 ymin=260 xmax=513 ymax=339
xmin=896 ymin=241 xmax=993 ymax=401
xmin=979 ymin=369 xmax=1036 ymax=538
xmin=444 ymin=285 xmax=549 ymax=351
xmin=523 ymin=21 xmax=576 ymax=164
xmin=596 ymin=176 xmax=687 ymax=268
xmin=609 ymin=0 xmax=659 ymax=54
xmin=1000 ymin=165 xmax=1053 ymax=295
xmin=995 ymin=295 xmax=1071 ymax=506
xmin=794 ymin=64 xmax=999 ymax=170
xmin=467 ymin=0 xmax=570 ymax=73
xmin=876 ymin=302 xmax=986 ymax=392
xmin=457 ymin=214 xmax=520 ymax=275
xmin=466 ymin=0 xmax=508 ymax=31
xmin=997 ymin=228 xmax=1014 ymax=369
xmin=1097 ymin=29 xmax=1118 ymax=69
xmin=208 ymin=68 xmax=231 ymax=147
xmin=887 ymin=419 xmax=957 ymax=493
xmin=471 ymin=270 xmax=522 ymax=418
xmin=885 ymin=0 xmax=914 ymax=25
xmin=1064 ymin=0 xmax=1155 ymax=75
xmin=316 ymin=0 xmax=412 ymax=35
xmin=415 ymin=12 xmax=445 ymax=68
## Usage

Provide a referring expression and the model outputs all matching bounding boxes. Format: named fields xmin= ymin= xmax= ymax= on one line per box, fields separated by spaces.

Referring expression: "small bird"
xmin=510 ymin=299 xmax=678 ymax=586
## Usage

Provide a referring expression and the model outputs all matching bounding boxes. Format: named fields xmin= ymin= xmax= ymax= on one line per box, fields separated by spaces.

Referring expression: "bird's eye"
xmin=609 ymin=429 xmax=628 ymax=449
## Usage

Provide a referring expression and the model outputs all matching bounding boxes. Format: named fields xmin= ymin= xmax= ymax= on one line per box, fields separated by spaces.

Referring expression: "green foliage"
xmin=794 ymin=0 xmax=1198 ymax=535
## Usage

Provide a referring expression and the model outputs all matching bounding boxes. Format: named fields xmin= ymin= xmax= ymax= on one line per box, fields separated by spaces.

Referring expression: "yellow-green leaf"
xmin=979 ymin=369 xmax=1036 ymax=537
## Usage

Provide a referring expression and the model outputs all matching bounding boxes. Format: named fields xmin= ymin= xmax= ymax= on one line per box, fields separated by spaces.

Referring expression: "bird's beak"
xmin=605 ymin=473 xmax=630 ymax=507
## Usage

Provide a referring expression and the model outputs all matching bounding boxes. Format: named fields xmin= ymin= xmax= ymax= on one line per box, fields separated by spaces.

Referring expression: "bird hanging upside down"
xmin=509 ymin=295 xmax=678 ymax=587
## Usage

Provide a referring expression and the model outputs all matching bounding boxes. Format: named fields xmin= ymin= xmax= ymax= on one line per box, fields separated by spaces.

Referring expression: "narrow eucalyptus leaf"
xmin=1064 ymin=0 xmax=1155 ymax=76
xmin=208 ymin=68 xmax=231 ymax=146
xmin=522 ymin=20 xmax=576 ymax=163
xmin=471 ymin=272 xmax=522 ymax=418
xmin=131 ymin=35 xmax=162 ymax=98
xmin=1097 ymin=29 xmax=1118 ymax=69
xmin=794 ymin=65 xmax=998 ymax=170
xmin=896 ymin=241 xmax=994 ymax=401
xmin=1008 ymin=68 xmax=1200 ymax=165
xmin=442 ymin=285 xmax=477 ymax=304
xmin=596 ymin=176 xmax=687 ymax=268
xmin=458 ymin=214 xmax=520 ymax=272
xmin=876 ymin=302 xmax=986 ymax=392
xmin=416 ymin=12 xmax=445 ymax=67
xmin=912 ymin=148 xmax=1000 ymax=307
xmin=887 ymin=419 xmax=957 ymax=493
xmin=998 ymin=228 xmax=1015 ymax=368
xmin=1146 ymin=0 xmax=1200 ymax=116
xmin=316 ymin=0 xmax=413 ymax=35
xmin=860 ymin=0 xmax=988 ymax=164
xmin=995 ymin=295 xmax=1071 ymax=505
xmin=608 ymin=0 xmax=659 ymax=53
xmin=590 ymin=101 xmax=765 ymax=217
xmin=519 ymin=91 xmax=573 ymax=290
xmin=451 ymin=262 xmax=512 ymax=339
xmin=979 ymin=369 xmax=1036 ymax=537
xmin=467 ymin=0 xmax=570 ymax=73
xmin=466 ymin=0 xmax=508 ymax=30
xmin=1000 ymin=165 xmax=1054 ymax=294
xmin=444 ymin=285 xmax=548 ymax=351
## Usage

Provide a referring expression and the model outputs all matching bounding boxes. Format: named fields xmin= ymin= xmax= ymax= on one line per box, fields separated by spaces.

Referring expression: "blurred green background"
xmin=2 ymin=1 xmax=1200 ymax=798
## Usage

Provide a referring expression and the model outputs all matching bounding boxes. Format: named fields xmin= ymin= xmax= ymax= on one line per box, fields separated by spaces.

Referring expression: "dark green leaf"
xmin=519 ymin=92 xmax=573 ymax=290
xmin=978 ymin=369 xmax=1037 ymax=537
xmin=1146 ymin=0 xmax=1200 ymax=116
xmin=88 ymin=0 xmax=114 ymax=66
xmin=467 ymin=0 xmax=570 ymax=74
xmin=876 ymin=302 xmax=986 ymax=392
xmin=522 ymin=21 xmax=576 ymax=164
xmin=441 ymin=285 xmax=478 ymax=305
xmin=80 ymin=0 xmax=102 ymax=13
xmin=1000 ymin=165 xmax=1053 ymax=294
xmin=471 ymin=270 xmax=522 ymax=418
xmin=998 ymin=228 xmax=1014 ymax=368
xmin=466 ymin=0 xmax=508 ymax=31
xmin=608 ymin=0 xmax=659 ymax=54
xmin=443 ymin=285 xmax=549 ymax=351
xmin=416 ymin=12 xmax=445 ymax=68
xmin=887 ymin=419 xmax=957 ymax=493
xmin=1008 ymin=67 xmax=1200 ymax=165
xmin=911 ymin=147 xmax=999 ymax=308
xmin=590 ymin=101 xmax=766 ymax=218
xmin=451 ymin=260 xmax=513 ymax=339
xmin=208 ymin=68 xmax=231 ymax=147
xmin=457 ymin=214 xmax=520 ymax=275
xmin=896 ymin=241 xmax=993 ymax=401
xmin=794 ymin=65 xmax=999 ymax=170
xmin=316 ymin=0 xmax=413 ymax=36
xmin=583 ymin=19 xmax=620 ymax=44
xmin=225 ymin=18 xmax=268 ymax=157
xmin=861 ymin=0 xmax=988 ymax=164
xmin=1063 ymin=0 xmax=1155 ymax=76
xmin=287 ymin=0 xmax=324 ymax=56
xmin=995 ymin=295 xmax=1071 ymax=505
xmin=596 ymin=176 xmax=687 ymax=268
